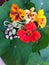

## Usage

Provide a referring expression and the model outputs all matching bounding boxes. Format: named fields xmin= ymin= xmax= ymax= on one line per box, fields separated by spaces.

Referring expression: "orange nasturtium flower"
xmin=36 ymin=9 xmax=46 ymax=28
xmin=10 ymin=4 xmax=26 ymax=21
xmin=10 ymin=4 xmax=19 ymax=21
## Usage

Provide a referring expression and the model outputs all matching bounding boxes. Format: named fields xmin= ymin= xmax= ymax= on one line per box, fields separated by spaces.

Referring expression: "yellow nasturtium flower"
xmin=36 ymin=9 xmax=46 ymax=28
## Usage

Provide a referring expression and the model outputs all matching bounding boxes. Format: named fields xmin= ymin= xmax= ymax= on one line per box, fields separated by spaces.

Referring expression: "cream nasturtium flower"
xmin=36 ymin=9 xmax=46 ymax=28
xmin=24 ymin=7 xmax=37 ymax=24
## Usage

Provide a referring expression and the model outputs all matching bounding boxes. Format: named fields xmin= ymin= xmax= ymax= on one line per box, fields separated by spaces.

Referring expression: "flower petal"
xmin=20 ymin=35 xmax=30 ymax=43
xmin=10 ymin=4 xmax=19 ymax=12
xmin=31 ymin=31 xmax=41 ymax=42
xmin=17 ymin=30 xmax=30 ymax=43
xmin=36 ymin=9 xmax=46 ymax=28
xmin=25 ymin=22 xmax=36 ymax=31
xmin=17 ymin=30 xmax=26 ymax=37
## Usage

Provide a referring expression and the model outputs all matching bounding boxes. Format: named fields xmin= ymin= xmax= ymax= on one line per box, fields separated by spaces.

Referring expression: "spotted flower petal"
xmin=36 ymin=9 xmax=46 ymax=28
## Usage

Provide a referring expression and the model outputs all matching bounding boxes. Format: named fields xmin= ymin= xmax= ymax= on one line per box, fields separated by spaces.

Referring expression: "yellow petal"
xmin=38 ymin=16 xmax=46 ymax=28
xmin=18 ymin=9 xmax=26 ymax=20
xmin=36 ymin=9 xmax=46 ymax=28
xmin=38 ymin=9 xmax=44 ymax=16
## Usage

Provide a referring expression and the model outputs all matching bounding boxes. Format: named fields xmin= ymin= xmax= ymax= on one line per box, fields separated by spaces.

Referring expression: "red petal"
xmin=33 ymin=31 xmax=41 ymax=39
xmin=17 ymin=30 xmax=26 ymax=37
xmin=17 ymin=30 xmax=31 ymax=43
xmin=20 ymin=35 xmax=31 ymax=43
xmin=31 ymin=31 xmax=41 ymax=42
xmin=31 ymin=36 xmax=37 ymax=42
xmin=25 ymin=22 xmax=36 ymax=31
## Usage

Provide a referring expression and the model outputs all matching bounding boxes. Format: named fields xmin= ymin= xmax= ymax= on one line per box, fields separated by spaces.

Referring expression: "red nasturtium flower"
xmin=17 ymin=22 xmax=41 ymax=43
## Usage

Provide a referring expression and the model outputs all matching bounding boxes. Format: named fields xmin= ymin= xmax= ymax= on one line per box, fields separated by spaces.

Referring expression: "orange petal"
xmin=10 ymin=4 xmax=19 ymax=12
xmin=11 ymin=16 xmax=16 ymax=21
xmin=10 ymin=13 xmax=14 ymax=18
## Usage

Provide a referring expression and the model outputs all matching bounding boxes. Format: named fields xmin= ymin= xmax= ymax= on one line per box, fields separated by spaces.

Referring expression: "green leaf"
xmin=0 ymin=38 xmax=10 ymax=56
xmin=0 ymin=0 xmax=24 ymax=21
xmin=0 ymin=17 xmax=12 ymax=31
xmin=40 ymin=46 xmax=49 ymax=62
xmin=0 ymin=31 xmax=4 ymax=38
xmin=43 ymin=27 xmax=49 ymax=36
xmin=25 ymin=2 xmax=36 ymax=10
xmin=26 ymin=53 xmax=49 ymax=65
xmin=2 ymin=43 xmax=21 ymax=65
xmin=0 ymin=21 xmax=6 ymax=31
xmin=32 ymin=29 xmax=49 ymax=52
xmin=45 ymin=13 xmax=49 ymax=25
xmin=11 ymin=39 xmax=32 ymax=65
xmin=2 ymin=39 xmax=32 ymax=65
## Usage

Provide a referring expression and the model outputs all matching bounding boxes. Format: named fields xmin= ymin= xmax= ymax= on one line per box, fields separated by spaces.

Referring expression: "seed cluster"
xmin=5 ymin=24 xmax=18 ymax=40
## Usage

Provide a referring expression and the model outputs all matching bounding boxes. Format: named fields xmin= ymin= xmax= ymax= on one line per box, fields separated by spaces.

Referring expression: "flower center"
xmin=26 ymin=30 xmax=32 ymax=36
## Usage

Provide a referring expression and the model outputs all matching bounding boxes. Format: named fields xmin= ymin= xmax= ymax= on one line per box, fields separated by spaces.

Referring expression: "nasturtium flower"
xmin=10 ymin=4 xmax=26 ymax=21
xmin=10 ymin=4 xmax=20 ymax=21
xmin=36 ymin=9 xmax=46 ymax=28
xmin=24 ymin=7 xmax=37 ymax=23
xmin=17 ymin=22 xmax=41 ymax=43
